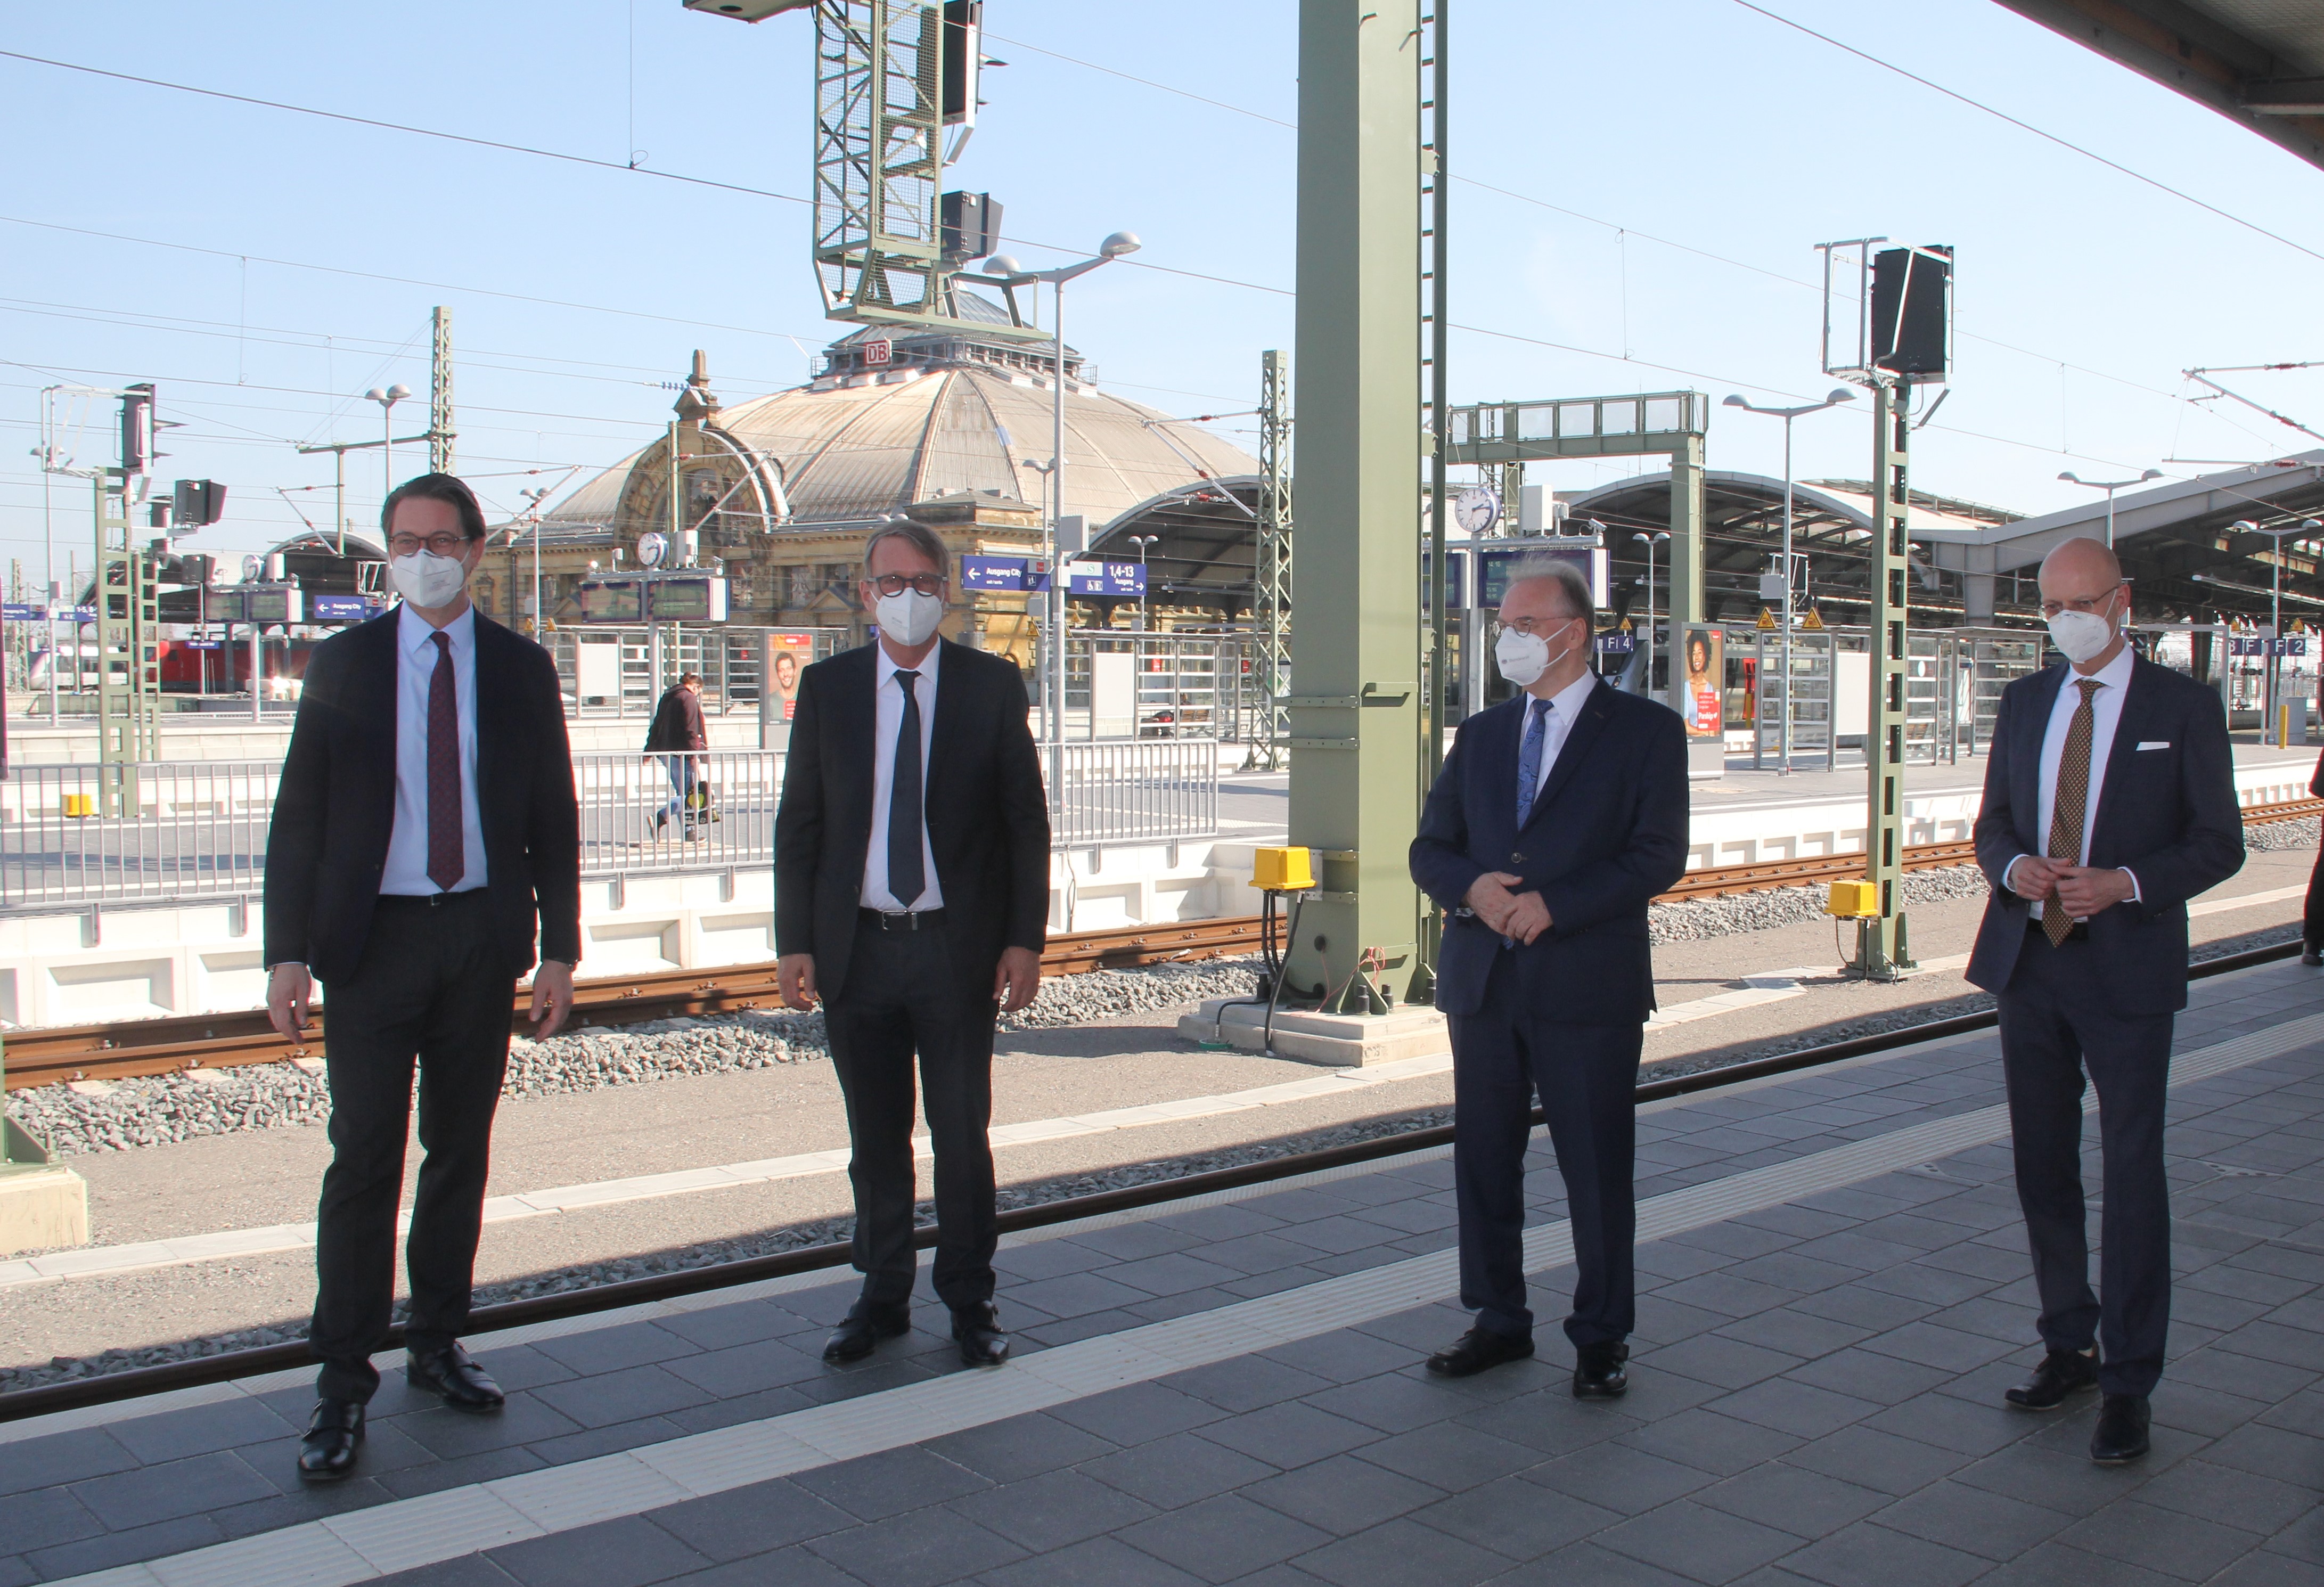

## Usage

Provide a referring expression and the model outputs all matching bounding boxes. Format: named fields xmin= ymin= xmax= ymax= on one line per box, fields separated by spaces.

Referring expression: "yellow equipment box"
xmin=1825 ymin=880 xmax=1880 ymax=918
xmin=1252 ymin=846 xmax=1315 ymax=892
xmin=60 ymin=794 xmax=96 ymax=820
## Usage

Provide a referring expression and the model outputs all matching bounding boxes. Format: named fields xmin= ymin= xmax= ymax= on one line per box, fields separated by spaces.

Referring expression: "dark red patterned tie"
xmin=427 ymin=631 xmax=463 ymax=892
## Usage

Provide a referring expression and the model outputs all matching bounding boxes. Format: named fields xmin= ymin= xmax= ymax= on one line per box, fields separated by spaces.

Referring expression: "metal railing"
xmin=1048 ymin=739 xmax=1219 ymax=850
xmin=1 ymin=739 xmax=1223 ymax=910
xmin=576 ymin=751 xmax=778 ymax=879
xmin=0 ymin=760 xmax=282 ymax=907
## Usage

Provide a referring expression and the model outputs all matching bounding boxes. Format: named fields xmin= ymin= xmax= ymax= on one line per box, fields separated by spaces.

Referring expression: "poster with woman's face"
xmin=767 ymin=633 xmax=813 ymax=720
xmin=1683 ymin=627 xmax=1723 ymax=738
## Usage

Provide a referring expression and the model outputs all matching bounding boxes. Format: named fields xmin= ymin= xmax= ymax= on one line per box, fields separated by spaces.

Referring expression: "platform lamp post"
xmin=518 ymin=486 xmax=551 ymax=635
xmin=1128 ymin=534 xmax=1159 ymax=631
xmin=2059 ymin=469 xmax=2164 ymax=548
xmin=1724 ymin=390 xmax=1855 ymax=774
xmin=978 ymin=233 xmax=1142 ymax=759
xmin=1633 ymin=531 xmax=1670 ymax=698
xmin=365 ymin=384 xmax=412 ymax=500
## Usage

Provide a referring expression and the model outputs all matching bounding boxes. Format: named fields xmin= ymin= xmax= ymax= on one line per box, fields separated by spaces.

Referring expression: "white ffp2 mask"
xmin=875 ymin=587 xmax=944 ymax=648
xmin=2045 ymin=606 xmax=2115 ymax=666
xmin=1494 ymin=621 xmax=1578 ymax=689
xmin=388 ymin=550 xmax=470 ymax=609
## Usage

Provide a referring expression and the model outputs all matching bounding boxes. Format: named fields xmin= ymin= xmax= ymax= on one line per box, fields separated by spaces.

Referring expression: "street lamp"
xmin=977 ymin=232 xmax=1141 ymax=749
xmin=2059 ymin=469 xmax=2164 ymax=549
xmin=518 ymin=486 xmax=552 ymax=634
xmin=1128 ymin=534 xmax=1159 ymax=630
xmin=1632 ymin=531 xmax=1670 ymax=699
xmin=365 ymin=383 xmax=412 ymax=502
xmin=1724 ymin=389 xmax=1855 ymax=774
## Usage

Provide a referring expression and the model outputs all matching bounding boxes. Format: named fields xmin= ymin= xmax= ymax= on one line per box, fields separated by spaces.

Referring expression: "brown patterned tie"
xmin=2042 ymin=678 xmax=2102 ymax=945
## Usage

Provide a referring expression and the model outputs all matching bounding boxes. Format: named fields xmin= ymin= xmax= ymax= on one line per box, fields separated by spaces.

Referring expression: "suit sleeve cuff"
xmin=2002 ymin=854 xmax=2029 ymax=893
xmin=2120 ymin=867 xmax=2141 ymax=903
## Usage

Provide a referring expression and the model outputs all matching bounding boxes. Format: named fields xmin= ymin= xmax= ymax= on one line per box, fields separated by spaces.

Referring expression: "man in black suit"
xmin=264 ymin=472 xmax=580 ymax=1480
xmin=775 ymin=520 xmax=1049 ymax=1368
xmin=1967 ymin=535 xmax=2243 ymax=1463
xmin=1410 ymin=559 xmax=1689 ymax=1396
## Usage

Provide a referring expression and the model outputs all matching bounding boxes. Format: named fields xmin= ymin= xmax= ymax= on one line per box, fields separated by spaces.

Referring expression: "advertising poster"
xmin=1683 ymin=624 xmax=1723 ymax=738
xmin=766 ymin=631 xmax=815 ymax=721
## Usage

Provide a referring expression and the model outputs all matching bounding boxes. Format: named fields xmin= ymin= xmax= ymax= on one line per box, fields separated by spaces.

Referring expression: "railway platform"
xmin=4 ymin=958 xmax=2322 ymax=1586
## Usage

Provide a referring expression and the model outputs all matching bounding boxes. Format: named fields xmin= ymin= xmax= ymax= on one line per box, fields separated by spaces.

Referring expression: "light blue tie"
xmin=1516 ymin=697 xmax=1551 ymax=828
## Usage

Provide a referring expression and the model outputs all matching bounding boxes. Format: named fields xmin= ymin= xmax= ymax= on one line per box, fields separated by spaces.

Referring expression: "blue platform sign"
xmin=1066 ymin=560 xmax=1145 ymax=596
xmin=309 ymin=594 xmax=383 ymax=623
xmin=960 ymin=555 xmax=1027 ymax=592
xmin=2 ymin=604 xmax=43 ymax=622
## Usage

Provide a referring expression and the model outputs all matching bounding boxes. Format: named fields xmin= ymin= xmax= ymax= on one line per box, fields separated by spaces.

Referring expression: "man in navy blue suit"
xmin=1967 ymin=535 xmax=2243 ymax=1464
xmin=1410 ymin=559 xmax=1689 ymax=1396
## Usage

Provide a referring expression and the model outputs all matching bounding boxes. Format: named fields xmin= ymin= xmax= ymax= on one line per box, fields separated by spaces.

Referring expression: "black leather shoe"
xmin=2304 ymin=943 xmax=2322 ymax=967
xmin=2091 ymin=1393 xmax=2151 ymax=1463
xmin=952 ymin=1303 xmax=1010 ymax=1367
xmin=2004 ymin=1347 xmax=2099 ymax=1410
xmin=406 ymin=1343 xmax=505 ymax=1412
xmin=297 ymin=1398 xmax=365 ymax=1482
xmin=823 ymin=1302 xmax=910 ymax=1363
xmin=1426 ymin=1327 xmax=1535 ymax=1378
xmin=1573 ymin=1340 xmax=1631 ymax=1400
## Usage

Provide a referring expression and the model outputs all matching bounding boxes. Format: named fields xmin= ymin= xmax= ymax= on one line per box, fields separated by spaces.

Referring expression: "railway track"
xmin=8 ymin=796 xmax=2317 ymax=1090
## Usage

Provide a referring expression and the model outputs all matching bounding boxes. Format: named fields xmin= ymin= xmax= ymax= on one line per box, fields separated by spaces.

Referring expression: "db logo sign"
xmin=862 ymin=339 xmax=893 ymax=366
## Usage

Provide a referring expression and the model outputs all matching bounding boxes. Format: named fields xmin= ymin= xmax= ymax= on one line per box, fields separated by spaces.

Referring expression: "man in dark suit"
xmin=775 ymin=520 xmax=1049 ymax=1368
xmin=1967 ymin=535 xmax=2243 ymax=1464
xmin=264 ymin=472 xmax=580 ymax=1481
xmin=1410 ymin=559 xmax=1689 ymax=1396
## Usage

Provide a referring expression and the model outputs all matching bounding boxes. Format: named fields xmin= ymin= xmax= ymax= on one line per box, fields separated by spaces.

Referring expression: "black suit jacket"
xmin=1965 ymin=655 xmax=2243 ymax=1015
xmin=775 ymin=639 xmax=1049 ymax=1003
xmin=1410 ymin=678 xmax=1690 ymax=1026
xmin=263 ymin=607 xmax=582 ymax=986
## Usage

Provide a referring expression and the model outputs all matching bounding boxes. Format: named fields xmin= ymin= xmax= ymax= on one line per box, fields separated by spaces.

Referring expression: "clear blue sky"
xmin=3 ymin=0 xmax=2321 ymax=587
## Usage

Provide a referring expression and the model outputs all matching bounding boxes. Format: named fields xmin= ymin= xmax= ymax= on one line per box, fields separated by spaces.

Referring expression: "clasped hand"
xmin=2008 ymin=856 xmax=2134 ymax=918
xmin=1465 ymin=871 xmax=1551 ymax=945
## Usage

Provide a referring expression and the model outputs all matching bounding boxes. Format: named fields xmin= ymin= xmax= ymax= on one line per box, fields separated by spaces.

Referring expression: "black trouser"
xmin=1448 ymin=949 xmax=1642 ymax=1347
xmin=2305 ymin=846 xmax=2324 ymax=947
xmin=1996 ymin=925 xmax=2174 ymax=1397
xmin=310 ymin=893 xmax=512 ymax=1403
xmin=824 ymin=914 xmax=999 ymax=1313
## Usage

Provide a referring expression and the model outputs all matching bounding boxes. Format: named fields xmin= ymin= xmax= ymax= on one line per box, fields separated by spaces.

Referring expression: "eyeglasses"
xmin=2038 ymin=584 xmax=2123 ymax=619
xmin=388 ymin=533 xmax=470 ymax=558
xmin=871 ymin=572 xmax=945 ymax=597
xmin=1487 ymin=615 xmax=1580 ymax=643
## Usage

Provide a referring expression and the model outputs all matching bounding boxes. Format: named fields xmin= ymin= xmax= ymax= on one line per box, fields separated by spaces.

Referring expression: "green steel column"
xmin=1665 ymin=427 xmax=1705 ymax=713
xmin=1284 ymin=0 xmax=1423 ymax=1011
xmin=1858 ymin=374 xmax=1914 ymax=976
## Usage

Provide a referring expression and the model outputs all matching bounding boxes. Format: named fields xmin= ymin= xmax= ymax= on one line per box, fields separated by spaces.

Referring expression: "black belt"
xmin=861 ymin=907 xmax=945 ymax=932
xmin=377 ymin=889 xmax=489 ymax=910
xmin=2027 ymin=915 xmax=2088 ymax=943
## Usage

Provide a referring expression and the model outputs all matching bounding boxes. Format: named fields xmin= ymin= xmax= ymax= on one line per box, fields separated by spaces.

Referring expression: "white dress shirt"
xmin=860 ymin=641 xmax=945 ymax=912
xmin=380 ymin=603 xmax=489 ymax=896
xmin=2008 ymin=643 xmax=2140 ymax=917
xmin=1525 ymin=669 xmax=1602 ymax=800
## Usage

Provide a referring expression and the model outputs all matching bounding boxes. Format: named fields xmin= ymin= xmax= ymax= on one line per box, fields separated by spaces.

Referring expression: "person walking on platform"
xmin=644 ymin=670 xmax=709 ymax=840
xmin=264 ymin=472 xmax=580 ymax=1482
xmin=1968 ymin=535 xmax=2243 ymax=1465
xmin=1409 ymin=558 xmax=1688 ymax=1397
xmin=774 ymin=520 xmax=1049 ymax=1369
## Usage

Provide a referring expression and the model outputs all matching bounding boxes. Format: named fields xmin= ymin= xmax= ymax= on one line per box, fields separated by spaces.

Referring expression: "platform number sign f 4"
xmin=863 ymin=339 xmax=892 ymax=367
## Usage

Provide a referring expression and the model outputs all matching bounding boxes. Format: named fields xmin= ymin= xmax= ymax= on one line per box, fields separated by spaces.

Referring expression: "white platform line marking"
xmin=52 ymin=1008 xmax=2324 ymax=1587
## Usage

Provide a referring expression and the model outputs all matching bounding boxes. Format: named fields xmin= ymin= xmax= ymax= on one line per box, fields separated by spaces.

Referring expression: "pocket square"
xmin=2136 ymin=741 xmax=2170 ymax=750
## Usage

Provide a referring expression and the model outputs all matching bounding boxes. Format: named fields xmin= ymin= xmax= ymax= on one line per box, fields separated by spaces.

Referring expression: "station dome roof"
xmin=544 ymin=295 xmax=1256 ymax=534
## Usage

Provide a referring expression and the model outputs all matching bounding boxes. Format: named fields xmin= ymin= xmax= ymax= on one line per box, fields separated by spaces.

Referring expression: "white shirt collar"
xmin=2064 ymin=642 xmax=2134 ymax=695
xmin=877 ymin=637 xmax=941 ymax=690
xmin=398 ymin=601 xmax=476 ymax=659
xmin=1528 ymin=668 xmax=1597 ymax=722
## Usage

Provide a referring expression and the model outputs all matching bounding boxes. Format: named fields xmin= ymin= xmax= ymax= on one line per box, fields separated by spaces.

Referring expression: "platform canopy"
xmin=1084 ymin=477 xmax=1262 ymax=619
xmin=1992 ymin=1 xmax=2324 ymax=173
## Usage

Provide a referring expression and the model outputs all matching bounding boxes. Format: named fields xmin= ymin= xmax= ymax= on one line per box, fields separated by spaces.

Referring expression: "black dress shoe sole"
xmin=2005 ymin=1380 xmax=2097 ymax=1411
xmin=297 ymin=1458 xmax=359 ymax=1484
xmin=1426 ymin=1340 xmax=1535 ymax=1378
xmin=956 ymin=1339 xmax=1010 ymax=1367
xmin=2090 ymin=1437 xmax=2150 ymax=1465
xmin=1572 ymin=1374 xmax=1629 ymax=1400
xmin=823 ymin=1319 xmax=910 ymax=1363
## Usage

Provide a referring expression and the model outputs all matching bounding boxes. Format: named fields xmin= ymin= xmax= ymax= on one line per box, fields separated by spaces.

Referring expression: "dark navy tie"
xmin=425 ymin=632 xmax=463 ymax=892
xmin=1515 ymin=696 xmax=1551 ymax=828
xmin=888 ymin=670 xmax=924 ymax=907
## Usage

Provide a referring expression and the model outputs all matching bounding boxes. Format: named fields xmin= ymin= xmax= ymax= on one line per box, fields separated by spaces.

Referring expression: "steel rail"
xmin=0 ymin=934 xmax=2302 ymax=1425
xmin=6 ymin=797 xmax=2316 ymax=1089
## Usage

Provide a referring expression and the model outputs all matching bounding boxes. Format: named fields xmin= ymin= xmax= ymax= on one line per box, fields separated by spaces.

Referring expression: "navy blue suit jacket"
xmin=1410 ymin=679 xmax=1690 ymax=1025
xmin=1965 ymin=655 xmax=2243 ymax=1015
